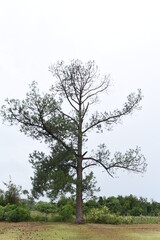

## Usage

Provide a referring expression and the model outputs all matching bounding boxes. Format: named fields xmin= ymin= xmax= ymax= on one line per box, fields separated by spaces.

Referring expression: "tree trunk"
xmin=76 ymin=156 xmax=84 ymax=224
xmin=76 ymin=97 xmax=84 ymax=224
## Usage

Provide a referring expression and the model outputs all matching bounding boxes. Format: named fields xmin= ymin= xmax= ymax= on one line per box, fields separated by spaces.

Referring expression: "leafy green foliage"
xmin=30 ymin=145 xmax=76 ymax=200
xmin=85 ymin=195 xmax=160 ymax=217
xmin=86 ymin=207 xmax=159 ymax=224
xmin=4 ymin=204 xmax=30 ymax=222
xmin=87 ymin=206 xmax=109 ymax=223
xmin=0 ymin=180 xmax=34 ymax=222
xmin=0 ymin=204 xmax=31 ymax=222
xmin=105 ymin=196 xmax=122 ymax=214
xmin=34 ymin=201 xmax=56 ymax=222
xmin=0 ymin=189 xmax=5 ymax=206
xmin=0 ymin=205 xmax=4 ymax=220
xmin=57 ymin=195 xmax=75 ymax=208
xmin=35 ymin=201 xmax=56 ymax=214
xmin=3 ymin=179 xmax=22 ymax=205
xmin=59 ymin=204 xmax=74 ymax=221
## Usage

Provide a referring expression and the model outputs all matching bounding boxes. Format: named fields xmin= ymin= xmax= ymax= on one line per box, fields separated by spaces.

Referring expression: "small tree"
xmin=3 ymin=179 xmax=22 ymax=205
xmin=1 ymin=60 xmax=146 ymax=223
xmin=35 ymin=201 xmax=55 ymax=222
xmin=0 ymin=189 xmax=5 ymax=206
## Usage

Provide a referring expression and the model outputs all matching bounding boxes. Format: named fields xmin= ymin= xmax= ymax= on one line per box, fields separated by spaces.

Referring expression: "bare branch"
xmin=83 ymin=89 xmax=142 ymax=134
xmin=82 ymin=163 xmax=96 ymax=170
xmin=82 ymin=76 xmax=110 ymax=104
xmin=83 ymin=157 xmax=114 ymax=177
xmin=55 ymin=72 xmax=79 ymax=112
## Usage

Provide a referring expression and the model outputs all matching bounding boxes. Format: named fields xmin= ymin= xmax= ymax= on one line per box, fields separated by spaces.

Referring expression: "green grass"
xmin=129 ymin=233 xmax=160 ymax=240
xmin=0 ymin=222 xmax=160 ymax=240
xmin=126 ymin=225 xmax=160 ymax=240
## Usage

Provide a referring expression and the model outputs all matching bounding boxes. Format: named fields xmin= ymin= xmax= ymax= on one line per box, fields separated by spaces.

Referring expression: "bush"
xmin=34 ymin=201 xmax=56 ymax=222
xmin=35 ymin=201 xmax=56 ymax=214
xmin=86 ymin=207 xmax=159 ymax=224
xmin=31 ymin=213 xmax=46 ymax=222
xmin=59 ymin=204 xmax=74 ymax=222
xmin=4 ymin=204 xmax=30 ymax=222
xmin=0 ymin=205 xmax=5 ymax=220
xmin=87 ymin=206 xmax=110 ymax=223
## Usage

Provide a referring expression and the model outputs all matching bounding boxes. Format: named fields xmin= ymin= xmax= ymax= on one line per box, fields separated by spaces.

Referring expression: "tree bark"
xmin=76 ymin=156 xmax=84 ymax=224
xmin=76 ymin=98 xmax=84 ymax=224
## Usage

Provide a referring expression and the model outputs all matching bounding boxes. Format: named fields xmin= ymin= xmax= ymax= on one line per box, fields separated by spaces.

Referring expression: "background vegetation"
xmin=0 ymin=180 xmax=160 ymax=224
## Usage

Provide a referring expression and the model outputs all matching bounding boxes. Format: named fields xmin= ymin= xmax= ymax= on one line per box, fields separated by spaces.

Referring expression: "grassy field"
xmin=0 ymin=222 xmax=160 ymax=240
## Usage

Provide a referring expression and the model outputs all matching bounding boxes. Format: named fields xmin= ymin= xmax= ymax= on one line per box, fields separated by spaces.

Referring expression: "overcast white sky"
xmin=0 ymin=0 xmax=160 ymax=202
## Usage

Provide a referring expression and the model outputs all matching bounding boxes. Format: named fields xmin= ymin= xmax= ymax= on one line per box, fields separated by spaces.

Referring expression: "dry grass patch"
xmin=0 ymin=222 xmax=160 ymax=240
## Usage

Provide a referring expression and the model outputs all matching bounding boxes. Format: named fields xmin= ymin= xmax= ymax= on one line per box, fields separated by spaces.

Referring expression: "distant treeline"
xmin=84 ymin=195 xmax=160 ymax=216
xmin=1 ymin=193 xmax=160 ymax=222
xmin=54 ymin=194 xmax=160 ymax=217
xmin=1 ymin=182 xmax=160 ymax=217
xmin=1 ymin=180 xmax=160 ymax=222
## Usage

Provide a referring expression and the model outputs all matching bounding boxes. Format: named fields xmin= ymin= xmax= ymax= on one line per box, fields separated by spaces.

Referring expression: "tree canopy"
xmin=1 ymin=60 xmax=146 ymax=223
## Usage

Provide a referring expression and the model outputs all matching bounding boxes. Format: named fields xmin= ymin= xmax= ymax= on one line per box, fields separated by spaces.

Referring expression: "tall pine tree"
xmin=1 ymin=60 xmax=146 ymax=223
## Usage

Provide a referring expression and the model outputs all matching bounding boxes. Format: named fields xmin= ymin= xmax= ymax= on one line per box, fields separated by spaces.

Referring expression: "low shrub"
xmin=4 ymin=204 xmax=30 ymax=222
xmin=31 ymin=211 xmax=63 ymax=222
xmin=0 ymin=205 xmax=5 ymax=220
xmin=59 ymin=204 xmax=74 ymax=222
xmin=87 ymin=206 xmax=110 ymax=223
xmin=86 ymin=207 xmax=159 ymax=224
